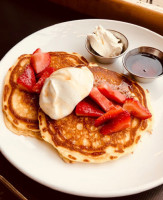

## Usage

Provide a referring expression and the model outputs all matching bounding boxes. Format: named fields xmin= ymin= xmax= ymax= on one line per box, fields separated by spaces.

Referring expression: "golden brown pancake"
xmin=39 ymin=65 xmax=152 ymax=163
xmin=2 ymin=52 xmax=88 ymax=139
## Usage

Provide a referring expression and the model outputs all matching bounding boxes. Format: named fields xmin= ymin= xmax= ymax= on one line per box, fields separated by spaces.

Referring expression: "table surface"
xmin=0 ymin=0 xmax=163 ymax=199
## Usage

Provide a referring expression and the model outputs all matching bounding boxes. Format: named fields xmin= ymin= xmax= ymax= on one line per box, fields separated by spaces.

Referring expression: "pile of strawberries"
xmin=17 ymin=48 xmax=55 ymax=93
xmin=75 ymin=83 xmax=152 ymax=135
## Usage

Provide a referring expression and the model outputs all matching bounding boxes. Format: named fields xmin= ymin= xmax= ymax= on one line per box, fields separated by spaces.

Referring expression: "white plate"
xmin=0 ymin=19 xmax=163 ymax=198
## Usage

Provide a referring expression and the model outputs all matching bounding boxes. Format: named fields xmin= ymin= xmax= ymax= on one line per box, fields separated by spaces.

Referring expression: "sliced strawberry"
xmin=31 ymin=48 xmax=51 ymax=74
xmin=94 ymin=105 xmax=124 ymax=127
xmin=32 ymin=67 xmax=55 ymax=93
xmin=75 ymin=98 xmax=104 ymax=117
xmin=100 ymin=111 xmax=131 ymax=135
xmin=89 ymin=87 xmax=113 ymax=112
xmin=33 ymin=48 xmax=41 ymax=54
xmin=36 ymin=66 xmax=56 ymax=79
xmin=123 ymin=98 xmax=152 ymax=120
xmin=17 ymin=65 xmax=36 ymax=92
xmin=98 ymin=82 xmax=126 ymax=104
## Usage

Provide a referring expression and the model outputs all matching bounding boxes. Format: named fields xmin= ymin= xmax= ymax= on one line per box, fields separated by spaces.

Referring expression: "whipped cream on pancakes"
xmin=39 ymin=66 xmax=94 ymax=120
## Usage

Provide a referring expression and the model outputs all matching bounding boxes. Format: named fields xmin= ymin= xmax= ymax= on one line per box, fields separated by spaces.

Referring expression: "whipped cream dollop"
xmin=39 ymin=67 xmax=94 ymax=120
xmin=88 ymin=25 xmax=123 ymax=57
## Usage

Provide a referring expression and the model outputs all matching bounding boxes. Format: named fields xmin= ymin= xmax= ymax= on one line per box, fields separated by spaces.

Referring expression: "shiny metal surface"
xmin=0 ymin=175 xmax=28 ymax=200
xmin=85 ymin=29 xmax=129 ymax=64
xmin=123 ymin=46 xmax=163 ymax=83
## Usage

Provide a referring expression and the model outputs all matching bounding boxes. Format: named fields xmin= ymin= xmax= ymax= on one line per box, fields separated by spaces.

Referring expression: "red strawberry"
xmin=32 ymin=67 xmax=55 ymax=93
xmin=89 ymin=87 xmax=113 ymax=112
xmin=75 ymin=98 xmax=104 ymax=117
xmin=123 ymin=98 xmax=152 ymax=120
xmin=94 ymin=105 xmax=124 ymax=127
xmin=17 ymin=65 xmax=36 ymax=92
xmin=31 ymin=48 xmax=51 ymax=74
xmin=36 ymin=66 xmax=56 ymax=79
xmin=33 ymin=48 xmax=41 ymax=54
xmin=100 ymin=111 xmax=131 ymax=135
xmin=98 ymin=82 xmax=126 ymax=104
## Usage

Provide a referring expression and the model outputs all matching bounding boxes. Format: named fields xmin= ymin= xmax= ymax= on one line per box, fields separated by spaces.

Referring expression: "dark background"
xmin=0 ymin=0 xmax=163 ymax=199
xmin=0 ymin=0 xmax=90 ymax=60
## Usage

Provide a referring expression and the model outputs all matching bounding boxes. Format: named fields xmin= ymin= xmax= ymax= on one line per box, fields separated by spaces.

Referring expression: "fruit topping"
xmin=123 ymin=98 xmax=152 ymax=120
xmin=36 ymin=66 xmax=56 ymax=79
xmin=89 ymin=87 xmax=113 ymax=112
xmin=17 ymin=64 xmax=36 ymax=92
xmin=32 ymin=67 xmax=55 ymax=93
xmin=33 ymin=48 xmax=42 ymax=54
xmin=98 ymin=82 xmax=126 ymax=104
xmin=94 ymin=105 xmax=124 ymax=127
xmin=31 ymin=48 xmax=51 ymax=74
xmin=75 ymin=98 xmax=104 ymax=117
xmin=100 ymin=111 xmax=131 ymax=135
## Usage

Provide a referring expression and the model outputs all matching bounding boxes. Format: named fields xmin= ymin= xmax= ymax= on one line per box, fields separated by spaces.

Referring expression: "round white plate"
xmin=0 ymin=19 xmax=163 ymax=198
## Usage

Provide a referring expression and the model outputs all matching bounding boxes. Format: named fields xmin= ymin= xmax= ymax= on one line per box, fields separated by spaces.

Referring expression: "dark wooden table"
xmin=0 ymin=0 xmax=163 ymax=199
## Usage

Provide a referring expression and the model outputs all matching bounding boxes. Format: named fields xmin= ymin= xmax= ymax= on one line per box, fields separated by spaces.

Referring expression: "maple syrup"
xmin=126 ymin=53 xmax=163 ymax=78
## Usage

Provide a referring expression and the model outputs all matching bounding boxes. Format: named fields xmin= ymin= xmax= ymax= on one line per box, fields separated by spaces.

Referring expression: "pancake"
xmin=38 ymin=65 xmax=152 ymax=163
xmin=3 ymin=52 xmax=88 ymax=139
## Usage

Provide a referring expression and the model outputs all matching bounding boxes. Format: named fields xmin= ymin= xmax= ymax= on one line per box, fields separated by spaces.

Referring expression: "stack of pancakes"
xmin=2 ymin=52 xmax=152 ymax=163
